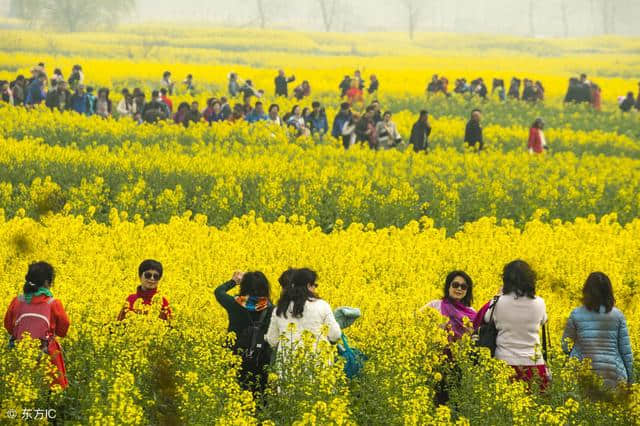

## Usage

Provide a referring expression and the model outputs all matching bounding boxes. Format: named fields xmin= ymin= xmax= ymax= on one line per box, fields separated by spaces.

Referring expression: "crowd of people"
xmin=4 ymin=259 xmax=634 ymax=405
xmin=1 ymin=63 xmax=638 ymax=155
xmin=426 ymin=74 xmax=547 ymax=103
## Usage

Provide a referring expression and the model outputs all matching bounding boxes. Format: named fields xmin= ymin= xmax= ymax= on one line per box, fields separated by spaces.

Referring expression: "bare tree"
xmin=256 ymin=0 xmax=266 ymax=29
xmin=317 ymin=0 xmax=340 ymax=32
xmin=560 ymin=0 xmax=569 ymax=37
xmin=528 ymin=0 xmax=535 ymax=36
xmin=17 ymin=0 xmax=135 ymax=32
xmin=401 ymin=0 xmax=421 ymax=40
xmin=601 ymin=0 xmax=613 ymax=34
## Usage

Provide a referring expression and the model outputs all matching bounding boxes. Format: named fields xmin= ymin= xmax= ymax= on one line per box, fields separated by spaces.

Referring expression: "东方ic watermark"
xmin=6 ymin=408 xmax=57 ymax=421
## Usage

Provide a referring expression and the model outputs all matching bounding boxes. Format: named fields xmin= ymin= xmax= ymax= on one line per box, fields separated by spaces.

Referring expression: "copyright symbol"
xmin=6 ymin=409 xmax=17 ymax=419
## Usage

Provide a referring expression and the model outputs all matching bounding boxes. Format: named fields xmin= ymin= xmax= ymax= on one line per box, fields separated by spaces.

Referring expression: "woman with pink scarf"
xmin=422 ymin=271 xmax=477 ymax=341
xmin=421 ymin=270 xmax=477 ymax=405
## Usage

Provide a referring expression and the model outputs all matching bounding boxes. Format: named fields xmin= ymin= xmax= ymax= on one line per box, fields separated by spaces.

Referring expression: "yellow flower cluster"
xmin=0 ymin=107 xmax=639 ymax=233
xmin=0 ymin=213 xmax=638 ymax=423
xmin=0 ymin=25 xmax=638 ymax=425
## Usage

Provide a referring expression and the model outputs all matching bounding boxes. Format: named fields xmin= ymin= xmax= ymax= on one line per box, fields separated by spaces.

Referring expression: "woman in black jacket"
xmin=215 ymin=271 xmax=273 ymax=393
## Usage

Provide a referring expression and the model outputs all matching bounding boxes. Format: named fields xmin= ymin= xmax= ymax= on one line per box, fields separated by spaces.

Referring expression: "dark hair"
xmin=275 ymin=268 xmax=318 ymax=318
xmin=269 ymin=103 xmax=279 ymax=113
xmin=471 ymin=108 xmax=482 ymax=115
xmin=532 ymin=118 xmax=544 ymax=129
xmin=151 ymin=90 xmax=159 ymax=98
xmin=160 ymin=88 xmax=167 ymax=95
xmin=138 ymin=259 xmax=163 ymax=278
xmin=38 ymin=62 xmax=45 ymax=67
xmin=121 ymin=88 xmax=130 ymax=95
xmin=163 ymin=71 xmax=171 ymax=78
xmin=24 ymin=262 xmax=55 ymax=294
xmin=255 ymin=101 xmax=263 ymax=107
xmin=340 ymin=102 xmax=350 ymax=110
xmin=312 ymin=101 xmax=321 ymax=108
xmin=419 ymin=109 xmax=429 ymax=119
xmin=239 ymin=271 xmax=271 ymax=299
xmin=383 ymin=111 xmax=392 ymax=118
xmin=582 ymin=272 xmax=615 ymax=313
xmin=366 ymin=105 xmax=375 ymax=113
xmin=444 ymin=270 xmax=474 ymax=306
xmin=502 ymin=260 xmax=536 ymax=299
xmin=278 ymin=268 xmax=296 ymax=289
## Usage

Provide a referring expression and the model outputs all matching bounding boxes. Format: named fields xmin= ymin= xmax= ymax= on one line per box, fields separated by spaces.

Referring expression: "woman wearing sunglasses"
xmin=117 ymin=259 xmax=171 ymax=321
xmin=421 ymin=270 xmax=477 ymax=341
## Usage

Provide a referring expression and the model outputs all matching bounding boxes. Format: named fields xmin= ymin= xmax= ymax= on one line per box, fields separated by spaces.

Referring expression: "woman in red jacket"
xmin=117 ymin=259 xmax=171 ymax=321
xmin=4 ymin=262 xmax=70 ymax=389
xmin=528 ymin=118 xmax=546 ymax=154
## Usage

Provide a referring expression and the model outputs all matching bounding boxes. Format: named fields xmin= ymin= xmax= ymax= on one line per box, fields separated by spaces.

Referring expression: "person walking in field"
xmin=410 ymin=110 xmax=432 ymax=153
xmin=464 ymin=109 xmax=483 ymax=151
xmin=368 ymin=74 xmax=379 ymax=95
xmin=160 ymin=71 xmax=174 ymax=95
xmin=117 ymin=88 xmax=136 ymax=118
xmin=4 ymin=262 xmax=70 ymax=389
xmin=375 ymin=111 xmax=402 ymax=150
xmin=275 ymin=69 xmax=295 ymax=97
xmin=266 ymin=268 xmax=341 ymax=359
xmin=345 ymin=79 xmax=364 ymax=106
xmin=215 ymin=271 xmax=274 ymax=393
xmin=619 ymin=92 xmax=636 ymax=112
xmin=528 ymin=118 xmax=547 ymax=154
xmin=117 ymin=260 xmax=171 ymax=321
xmin=562 ymin=272 xmax=634 ymax=388
xmin=484 ymin=260 xmax=550 ymax=390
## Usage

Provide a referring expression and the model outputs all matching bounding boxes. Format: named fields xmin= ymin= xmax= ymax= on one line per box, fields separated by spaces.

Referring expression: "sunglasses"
xmin=451 ymin=282 xmax=468 ymax=291
xmin=143 ymin=271 xmax=161 ymax=281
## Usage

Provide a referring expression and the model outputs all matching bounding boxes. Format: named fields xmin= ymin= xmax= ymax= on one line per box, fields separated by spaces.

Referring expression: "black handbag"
xmin=541 ymin=322 xmax=551 ymax=362
xmin=476 ymin=296 xmax=500 ymax=357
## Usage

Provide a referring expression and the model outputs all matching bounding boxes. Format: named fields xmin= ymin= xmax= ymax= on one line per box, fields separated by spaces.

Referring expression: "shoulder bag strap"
xmin=488 ymin=296 xmax=500 ymax=324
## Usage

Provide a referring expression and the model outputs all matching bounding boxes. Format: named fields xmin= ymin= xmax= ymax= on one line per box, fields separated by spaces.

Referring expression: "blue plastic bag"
xmin=337 ymin=333 xmax=367 ymax=379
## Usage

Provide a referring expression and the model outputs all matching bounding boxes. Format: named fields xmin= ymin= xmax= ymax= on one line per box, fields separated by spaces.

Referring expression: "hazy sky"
xmin=130 ymin=0 xmax=640 ymax=36
xmin=1 ymin=0 xmax=638 ymax=36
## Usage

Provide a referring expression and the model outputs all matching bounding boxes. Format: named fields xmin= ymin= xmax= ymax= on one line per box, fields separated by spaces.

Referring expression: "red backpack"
xmin=12 ymin=295 xmax=55 ymax=348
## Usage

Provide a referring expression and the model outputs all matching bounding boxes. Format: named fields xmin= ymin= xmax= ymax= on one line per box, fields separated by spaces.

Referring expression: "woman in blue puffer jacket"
xmin=562 ymin=272 xmax=634 ymax=388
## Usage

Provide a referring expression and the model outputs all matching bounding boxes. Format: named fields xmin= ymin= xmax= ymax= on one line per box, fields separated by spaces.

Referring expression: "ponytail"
xmin=275 ymin=268 xmax=318 ymax=319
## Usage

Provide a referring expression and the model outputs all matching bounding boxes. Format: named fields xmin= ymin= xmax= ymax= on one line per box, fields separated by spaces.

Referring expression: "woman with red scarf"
xmin=117 ymin=260 xmax=171 ymax=321
xmin=4 ymin=262 xmax=70 ymax=389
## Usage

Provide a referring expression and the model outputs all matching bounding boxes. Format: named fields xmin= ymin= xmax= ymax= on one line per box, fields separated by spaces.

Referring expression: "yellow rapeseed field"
xmin=0 ymin=26 xmax=638 ymax=425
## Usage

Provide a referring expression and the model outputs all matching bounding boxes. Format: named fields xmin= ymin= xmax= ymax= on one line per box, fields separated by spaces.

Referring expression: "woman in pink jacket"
xmin=528 ymin=118 xmax=546 ymax=154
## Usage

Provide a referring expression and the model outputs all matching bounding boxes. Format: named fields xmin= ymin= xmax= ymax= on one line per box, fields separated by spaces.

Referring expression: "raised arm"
xmin=214 ymin=280 xmax=238 ymax=311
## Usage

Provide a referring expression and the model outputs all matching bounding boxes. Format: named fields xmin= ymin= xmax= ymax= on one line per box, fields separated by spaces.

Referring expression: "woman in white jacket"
xmin=266 ymin=268 xmax=341 ymax=358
